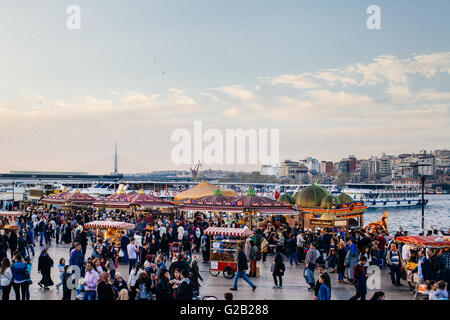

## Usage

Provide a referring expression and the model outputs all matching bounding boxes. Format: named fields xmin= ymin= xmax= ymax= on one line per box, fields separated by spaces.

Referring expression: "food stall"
xmin=396 ymin=235 xmax=450 ymax=297
xmin=42 ymin=190 xmax=97 ymax=209
xmin=204 ymin=227 xmax=254 ymax=279
xmin=0 ymin=211 xmax=23 ymax=230
xmin=83 ymin=220 xmax=135 ymax=246
xmin=180 ymin=188 xmax=297 ymax=228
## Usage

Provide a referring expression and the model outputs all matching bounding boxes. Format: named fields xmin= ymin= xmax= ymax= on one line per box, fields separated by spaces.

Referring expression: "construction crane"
xmin=190 ymin=161 xmax=202 ymax=181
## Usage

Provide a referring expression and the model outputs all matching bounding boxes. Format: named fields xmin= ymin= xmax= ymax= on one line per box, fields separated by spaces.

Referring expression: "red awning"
xmin=84 ymin=221 xmax=135 ymax=230
xmin=204 ymin=227 xmax=254 ymax=237
xmin=396 ymin=236 xmax=450 ymax=248
xmin=0 ymin=211 xmax=24 ymax=217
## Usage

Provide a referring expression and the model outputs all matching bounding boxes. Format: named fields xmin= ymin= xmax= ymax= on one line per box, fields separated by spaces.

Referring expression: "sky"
xmin=0 ymin=0 xmax=449 ymax=173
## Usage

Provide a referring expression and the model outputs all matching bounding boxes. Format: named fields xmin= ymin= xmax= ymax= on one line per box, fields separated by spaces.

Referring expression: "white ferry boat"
xmin=334 ymin=183 xmax=427 ymax=209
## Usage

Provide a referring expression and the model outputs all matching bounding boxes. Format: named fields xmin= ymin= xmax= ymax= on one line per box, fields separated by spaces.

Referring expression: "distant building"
xmin=380 ymin=153 xmax=394 ymax=177
xmin=279 ymin=160 xmax=308 ymax=181
xmin=340 ymin=155 xmax=357 ymax=173
xmin=260 ymin=165 xmax=280 ymax=177
xmin=300 ymin=157 xmax=320 ymax=174
xmin=320 ymin=161 xmax=333 ymax=176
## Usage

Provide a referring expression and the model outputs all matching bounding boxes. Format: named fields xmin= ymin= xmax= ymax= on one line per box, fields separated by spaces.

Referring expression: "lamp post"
xmin=412 ymin=162 xmax=431 ymax=234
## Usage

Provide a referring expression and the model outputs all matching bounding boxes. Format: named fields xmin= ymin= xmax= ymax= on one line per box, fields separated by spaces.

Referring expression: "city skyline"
xmin=0 ymin=1 xmax=449 ymax=172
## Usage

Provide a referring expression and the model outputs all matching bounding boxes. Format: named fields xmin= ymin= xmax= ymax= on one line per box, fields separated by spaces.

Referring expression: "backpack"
xmin=255 ymin=247 xmax=262 ymax=261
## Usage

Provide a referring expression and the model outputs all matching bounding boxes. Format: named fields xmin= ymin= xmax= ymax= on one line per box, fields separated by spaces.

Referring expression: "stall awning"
xmin=0 ymin=211 xmax=24 ymax=217
xmin=396 ymin=236 xmax=450 ymax=248
xmin=204 ymin=227 xmax=254 ymax=237
xmin=84 ymin=221 xmax=135 ymax=230
xmin=174 ymin=181 xmax=236 ymax=201
xmin=180 ymin=205 xmax=297 ymax=215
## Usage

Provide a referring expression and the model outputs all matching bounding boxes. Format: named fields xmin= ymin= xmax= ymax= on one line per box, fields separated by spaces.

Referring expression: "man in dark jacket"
xmin=0 ymin=231 xmax=8 ymax=262
xmin=77 ymin=229 xmax=88 ymax=259
xmin=69 ymin=243 xmax=85 ymax=275
xmin=349 ymin=256 xmax=368 ymax=300
xmin=314 ymin=264 xmax=331 ymax=300
xmin=169 ymin=253 xmax=189 ymax=277
xmin=175 ymin=270 xmax=194 ymax=300
xmin=17 ymin=231 xmax=27 ymax=258
xmin=287 ymin=234 xmax=298 ymax=266
xmin=120 ymin=232 xmax=130 ymax=264
xmin=230 ymin=245 xmax=256 ymax=291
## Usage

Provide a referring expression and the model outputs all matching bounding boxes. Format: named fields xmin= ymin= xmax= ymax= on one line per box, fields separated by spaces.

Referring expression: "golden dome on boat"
xmin=295 ymin=184 xmax=330 ymax=208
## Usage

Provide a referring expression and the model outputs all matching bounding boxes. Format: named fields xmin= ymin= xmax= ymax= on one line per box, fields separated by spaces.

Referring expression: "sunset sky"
xmin=0 ymin=0 xmax=449 ymax=173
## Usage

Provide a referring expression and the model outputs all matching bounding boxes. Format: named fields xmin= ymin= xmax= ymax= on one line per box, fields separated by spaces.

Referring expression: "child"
xmin=56 ymin=258 xmax=66 ymax=290
xmin=75 ymin=278 xmax=85 ymax=300
xmin=24 ymin=256 xmax=32 ymax=300
xmin=318 ymin=274 xmax=331 ymax=300
xmin=61 ymin=265 xmax=72 ymax=300
xmin=429 ymin=281 xmax=448 ymax=300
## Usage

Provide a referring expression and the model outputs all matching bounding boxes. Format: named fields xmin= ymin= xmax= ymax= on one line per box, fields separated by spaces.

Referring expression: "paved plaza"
xmin=4 ymin=243 xmax=417 ymax=301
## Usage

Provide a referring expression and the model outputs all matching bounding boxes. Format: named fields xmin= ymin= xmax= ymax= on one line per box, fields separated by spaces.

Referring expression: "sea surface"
xmin=364 ymin=194 xmax=450 ymax=234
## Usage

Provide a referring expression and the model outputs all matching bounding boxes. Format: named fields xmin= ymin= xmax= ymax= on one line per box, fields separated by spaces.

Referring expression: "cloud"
xmin=264 ymin=73 xmax=319 ymax=89
xmin=265 ymin=51 xmax=450 ymax=89
xmin=0 ymin=51 xmax=449 ymax=171
xmin=213 ymin=85 xmax=256 ymax=101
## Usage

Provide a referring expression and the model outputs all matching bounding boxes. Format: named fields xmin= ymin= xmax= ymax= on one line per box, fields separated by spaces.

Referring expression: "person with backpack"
xmin=304 ymin=243 xmax=317 ymax=290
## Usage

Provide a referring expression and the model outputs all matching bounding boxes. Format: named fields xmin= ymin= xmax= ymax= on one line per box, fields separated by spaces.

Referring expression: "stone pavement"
xmin=3 ymin=243 xmax=416 ymax=300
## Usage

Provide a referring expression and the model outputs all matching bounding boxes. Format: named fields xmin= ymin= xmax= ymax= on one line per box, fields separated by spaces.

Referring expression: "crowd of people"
xmin=0 ymin=206 xmax=449 ymax=301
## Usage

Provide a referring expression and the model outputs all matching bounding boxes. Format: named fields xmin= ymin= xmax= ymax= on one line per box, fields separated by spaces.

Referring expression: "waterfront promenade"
xmin=21 ymin=243 xmax=415 ymax=301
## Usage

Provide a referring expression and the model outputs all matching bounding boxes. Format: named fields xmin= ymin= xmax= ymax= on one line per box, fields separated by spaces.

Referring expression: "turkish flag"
xmin=274 ymin=189 xmax=280 ymax=200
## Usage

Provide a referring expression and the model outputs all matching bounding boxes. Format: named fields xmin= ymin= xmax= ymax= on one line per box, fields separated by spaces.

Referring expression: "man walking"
xmin=82 ymin=262 xmax=99 ymax=301
xmin=120 ymin=231 xmax=130 ymax=264
xmin=304 ymin=243 xmax=317 ymax=290
xmin=314 ymin=264 xmax=331 ymax=300
xmin=349 ymin=256 xmax=368 ymax=300
xmin=287 ymin=234 xmax=298 ymax=266
xmin=230 ymin=245 xmax=256 ymax=292
xmin=386 ymin=243 xmax=403 ymax=286
xmin=127 ymin=237 xmax=139 ymax=274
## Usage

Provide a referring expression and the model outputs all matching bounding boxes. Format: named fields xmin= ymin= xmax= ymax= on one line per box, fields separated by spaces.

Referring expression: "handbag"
xmin=344 ymin=250 xmax=351 ymax=266
xmin=25 ymin=268 xmax=33 ymax=285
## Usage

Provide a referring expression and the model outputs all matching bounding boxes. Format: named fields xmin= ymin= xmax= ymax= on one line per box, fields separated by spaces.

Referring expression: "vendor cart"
xmin=396 ymin=235 xmax=450 ymax=298
xmin=0 ymin=211 xmax=23 ymax=231
xmin=84 ymin=220 xmax=135 ymax=246
xmin=204 ymin=227 xmax=254 ymax=279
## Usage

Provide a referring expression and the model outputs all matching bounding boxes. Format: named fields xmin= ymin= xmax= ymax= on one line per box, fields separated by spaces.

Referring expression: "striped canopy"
xmin=42 ymin=191 xmax=96 ymax=205
xmin=0 ymin=211 xmax=24 ymax=217
xmin=93 ymin=190 xmax=174 ymax=209
xmin=396 ymin=236 xmax=450 ymax=248
xmin=84 ymin=220 xmax=135 ymax=230
xmin=204 ymin=227 xmax=253 ymax=237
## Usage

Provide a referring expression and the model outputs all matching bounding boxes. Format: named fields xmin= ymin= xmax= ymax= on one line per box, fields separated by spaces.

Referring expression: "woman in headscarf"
xmin=37 ymin=247 xmax=54 ymax=290
xmin=97 ymin=272 xmax=114 ymax=300
xmin=113 ymin=272 xmax=128 ymax=298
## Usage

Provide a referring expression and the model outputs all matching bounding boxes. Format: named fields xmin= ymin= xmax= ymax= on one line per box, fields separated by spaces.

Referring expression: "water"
xmin=364 ymin=194 xmax=450 ymax=234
